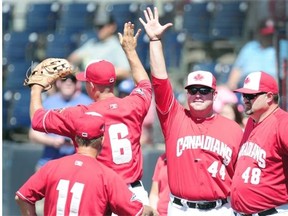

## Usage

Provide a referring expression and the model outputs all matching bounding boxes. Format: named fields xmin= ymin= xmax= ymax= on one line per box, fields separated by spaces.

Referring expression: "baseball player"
xmin=231 ymin=71 xmax=288 ymax=216
xmin=149 ymin=153 xmax=170 ymax=216
xmin=29 ymin=22 xmax=152 ymax=207
xmin=29 ymin=74 xmax=92 ymax=171
xmin=15 ymin=112 xmax=157 ymax=215
xmin=139 ymin=7 xmax=243 ymax=216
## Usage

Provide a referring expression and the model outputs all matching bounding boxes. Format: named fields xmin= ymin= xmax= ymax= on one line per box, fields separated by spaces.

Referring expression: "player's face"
xmin=242 ymin=92 xmax=267 ymax=115
xmin=96 ymin=23 xmax=117 ymax=41
xmin=58 ymin=78 xmax=77 ymax=100
xmin=186 ymin=86 xmax=216 ymax=113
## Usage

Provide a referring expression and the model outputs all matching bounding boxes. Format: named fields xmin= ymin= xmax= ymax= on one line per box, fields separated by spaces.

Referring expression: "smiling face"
xmin=186 ymin=85 xmax=217 ymax=118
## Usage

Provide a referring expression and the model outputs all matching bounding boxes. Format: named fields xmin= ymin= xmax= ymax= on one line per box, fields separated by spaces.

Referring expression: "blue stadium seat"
xmin=191 ymin=61 xmax=217 ymax=75
xmin=4 ymin=89 xmax=31 ymax=131
xmin=2 ymin=2 xmax=14 ymax=33
xmin=214 ymin=63 xmax=233 ymax=85
xmin=162 ymin=30 xmax=186 ymax=70
xmin=136 ymin=33 xmax=150 ymax=71
xmin=182 ymin=2 xmax=214 ymax=42
xmin=106 ymin=2 xmax=139 ymax=33
xmin=210 ymin=1 xmax=248 ymax=40
xmin=77 ymin=29 xmax=98 ymax=47
xmin=57 ymin=2 xmax=97 ymax=35
xmin=3 ymin=61 xmax=32 ymax=91
xmin=45 ymin=33 xmax=77 ymax=58
xmin=3 ymin=31 xmax=39 ymax=62
xmin=25 ymin=2 xmax=60 ymax=33
xmin=160 ymin=2 xmax=176 ymax=24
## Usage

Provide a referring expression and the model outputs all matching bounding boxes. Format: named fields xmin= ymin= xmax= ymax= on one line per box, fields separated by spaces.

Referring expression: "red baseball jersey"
xmin=16 ymin=154 xmax=143 ymax=215
xmin=151 ymin=76 xmax=243 ymax=200
xmin=231 ymin=108 xmax=288 ymax=214
xmin=152 ymin=153 xmax=170 ymax=216
xmin=31 ymin=80 xmax=152 ymax=184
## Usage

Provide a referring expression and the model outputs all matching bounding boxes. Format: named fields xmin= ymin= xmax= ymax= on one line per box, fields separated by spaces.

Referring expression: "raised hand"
xmin=139 ymin=7 xmax=173 ymax=41
xmin=118 ymin=22 xmax=141 ymax=52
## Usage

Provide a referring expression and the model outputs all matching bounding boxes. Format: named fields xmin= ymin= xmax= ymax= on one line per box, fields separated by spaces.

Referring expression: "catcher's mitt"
xmin=24 ymin=58 xmax=73 ymax=91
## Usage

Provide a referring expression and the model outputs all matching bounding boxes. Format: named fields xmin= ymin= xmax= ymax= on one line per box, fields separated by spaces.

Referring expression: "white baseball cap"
xmin=185 ymin=71 xmax=216 ymax=89
xmin=234 ymin=71 xmax=278 ymax=94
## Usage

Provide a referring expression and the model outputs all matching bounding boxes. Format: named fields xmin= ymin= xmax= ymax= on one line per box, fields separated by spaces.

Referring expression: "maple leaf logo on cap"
xmin=194 ymin=73 xmax=204 ymax=81
xmin=244 ymin=77 xmax=250 ymax=84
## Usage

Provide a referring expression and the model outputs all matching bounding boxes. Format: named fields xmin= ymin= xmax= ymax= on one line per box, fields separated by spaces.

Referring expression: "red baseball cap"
xmin=259 ymin=19 xmax=275 ymax=35
xmin=76 ymin=60 xmax=116 ymax=85
xmin=73 ymin=112 xmax=105 ymax=139
xmin=185 ymin=71 xmax=216 ymax=89
xmin=234 ymin=71 xmax=278 ymax=94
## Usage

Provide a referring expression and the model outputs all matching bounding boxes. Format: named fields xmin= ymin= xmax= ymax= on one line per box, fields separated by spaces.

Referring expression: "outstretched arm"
xmin=118 ymin=22 xmax=149 ymax=84
xmin=139 ymin=7 xmax=173 ymax=79
xmin=30 ymin=85 xmax=44 ymax=120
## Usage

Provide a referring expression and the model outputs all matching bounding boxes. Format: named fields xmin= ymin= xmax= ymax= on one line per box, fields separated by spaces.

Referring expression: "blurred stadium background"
xmin=2 ymin=0 xmax=288 ymax=214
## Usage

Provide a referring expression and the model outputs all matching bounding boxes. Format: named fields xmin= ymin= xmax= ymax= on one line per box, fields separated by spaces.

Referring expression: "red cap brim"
xmin=233 ymin=88 xmax=262 ymax=94
xmin=76 ymin=72 xmax=87 ymax=81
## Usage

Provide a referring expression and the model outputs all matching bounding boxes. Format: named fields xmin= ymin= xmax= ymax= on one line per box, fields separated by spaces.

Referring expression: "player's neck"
xmin=77 ymin=147 xmax=98 ymax=158
xmin=190 ymin=109 xmax=214 ymax=121
xmin=254 ymin=104 xmax=279 ymax=123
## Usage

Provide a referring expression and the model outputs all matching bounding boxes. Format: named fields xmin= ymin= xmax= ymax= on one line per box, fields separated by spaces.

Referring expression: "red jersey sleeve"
xmin=32 ymin=105 xmax=87 ymax=144
xmin=151 ymin=76 xmax=175 ymax=115
xmin=16 ymin=162 xmax=51 ymax=204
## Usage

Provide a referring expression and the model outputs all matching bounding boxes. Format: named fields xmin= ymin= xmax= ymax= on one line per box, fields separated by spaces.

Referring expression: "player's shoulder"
xmin=129 ymin=80 xmax=152 ymax=98
xmin=274 ymin=108 xmax=288 ymax=124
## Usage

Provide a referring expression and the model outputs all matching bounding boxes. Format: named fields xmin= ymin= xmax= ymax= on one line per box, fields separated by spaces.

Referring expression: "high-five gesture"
xmin=119 ymin=21 xmax=149 ymax=83
xmin=139 ymin=7 xmax=173 ymax=41
xmin=118 ymin=22 xmax=141 ymax=52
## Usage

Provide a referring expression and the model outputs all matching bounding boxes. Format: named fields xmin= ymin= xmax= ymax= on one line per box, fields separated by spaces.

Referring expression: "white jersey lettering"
xmin=238 ymin=142 xmax=266 ymax=168
xmin=176 ymin=135 xmax=232 ymax=165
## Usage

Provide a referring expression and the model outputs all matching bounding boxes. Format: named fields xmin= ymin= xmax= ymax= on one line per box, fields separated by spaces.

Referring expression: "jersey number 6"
xmin=109 ymin=123 xmax=132 ymax=164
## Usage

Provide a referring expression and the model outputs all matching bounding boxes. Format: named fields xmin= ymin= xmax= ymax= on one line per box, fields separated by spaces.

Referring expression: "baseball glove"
xmin=24 ymin=58 xmax=73 ymax=91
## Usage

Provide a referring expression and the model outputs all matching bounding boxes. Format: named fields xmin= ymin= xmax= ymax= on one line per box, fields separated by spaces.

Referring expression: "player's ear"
xmin=89 ymin=82 xmax=95 ymax=89
xmin=213 ymin=90 xmax=218 ymax=101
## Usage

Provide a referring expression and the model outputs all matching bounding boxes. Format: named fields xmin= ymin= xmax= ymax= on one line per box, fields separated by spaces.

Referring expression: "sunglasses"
xmin=187 ymin=87 xmax=214 ymax=95
xmin=95 ymin=24 xmax=105 ymax=30
xmin=61 ymin=75 xmax=77 ymax=83
xmin=242 ymin=93 xmax=265 ymax=100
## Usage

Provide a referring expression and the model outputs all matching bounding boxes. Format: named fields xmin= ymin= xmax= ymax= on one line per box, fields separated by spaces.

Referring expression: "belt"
xmin=130 ymin=180 xmax=142 ymax=188
xmin=234 ymin=208 xmax=278 ymax=216
xmin=173 ymin=197 xmax=228 ymax=210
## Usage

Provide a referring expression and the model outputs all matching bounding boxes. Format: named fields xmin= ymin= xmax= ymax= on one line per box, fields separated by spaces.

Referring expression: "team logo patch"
xmin=193 ymin=73 xmax=204 ymax=81
xmin=109 ymin=104 xmax=118 ymax=109
xmin=135 ymin=88 xmax=144 ymax=95
xmin=53 ymin=108 xmax=66 ymax=113
xmin=244 ymin=77 xmax=250 ymax=84
xmin=75 ymin=160 xmax=83 ymax=166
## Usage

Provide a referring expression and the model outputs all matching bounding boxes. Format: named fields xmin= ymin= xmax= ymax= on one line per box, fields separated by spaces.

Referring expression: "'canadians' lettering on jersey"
xmin=238 ymin=141 xmax=266 ymax=168
xmin=177 ymin=135 xmax=232 ymax=165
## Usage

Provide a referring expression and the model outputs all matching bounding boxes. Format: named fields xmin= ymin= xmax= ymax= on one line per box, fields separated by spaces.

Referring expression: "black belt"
xmin=173 ymin=197 xmax=228 ymax=210
xmin=130 ymin=180 xmax=142 ymax=188
xmin=234 ymin=208 xmax=278 ymax=216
